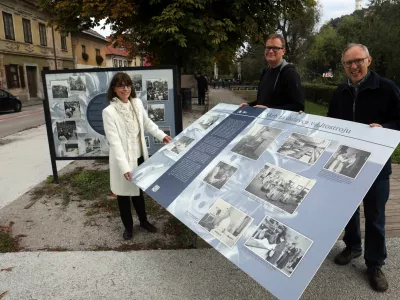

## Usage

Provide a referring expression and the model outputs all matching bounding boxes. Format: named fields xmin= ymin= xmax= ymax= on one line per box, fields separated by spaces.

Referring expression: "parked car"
xmin=0 ymin=88 xmax=22 ymax=112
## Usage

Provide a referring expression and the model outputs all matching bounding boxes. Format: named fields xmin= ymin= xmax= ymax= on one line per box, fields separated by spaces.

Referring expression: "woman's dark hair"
xmin=107 ymin=72 xmax=136 ymax=101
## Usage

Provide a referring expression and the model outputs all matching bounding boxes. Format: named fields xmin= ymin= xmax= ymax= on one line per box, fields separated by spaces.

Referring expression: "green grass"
xmin=163 ymin=215 xmax=195 ymax=248
xmin=0 ymin=230 xmax=18 ymax=253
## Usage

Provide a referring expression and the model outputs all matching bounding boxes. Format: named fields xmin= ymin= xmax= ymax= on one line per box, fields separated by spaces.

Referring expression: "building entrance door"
xmin=26 ymin=66 xmax=38 ymax=98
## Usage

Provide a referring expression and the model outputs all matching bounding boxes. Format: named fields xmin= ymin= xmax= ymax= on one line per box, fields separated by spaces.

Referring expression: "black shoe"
xmin=368 ymin=267 xmax=388 ymax=292
xmin=140 ymin=220 xmax=158 ymax=233
xmin=334 ymin=247 xmax=362 ymax=265
xmin=123 ymin=229 xmax=133 ymax=240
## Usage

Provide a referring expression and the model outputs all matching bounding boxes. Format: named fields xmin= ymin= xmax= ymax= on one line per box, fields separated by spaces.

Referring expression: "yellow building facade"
xmin=71 ymin=30 xmax=108 ymax=69
xmin=0 ymin=0 xmax=74 ymax=101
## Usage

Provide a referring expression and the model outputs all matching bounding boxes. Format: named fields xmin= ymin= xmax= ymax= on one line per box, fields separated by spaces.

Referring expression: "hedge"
xmin=302 ymin=83 xmax=337 ymax=106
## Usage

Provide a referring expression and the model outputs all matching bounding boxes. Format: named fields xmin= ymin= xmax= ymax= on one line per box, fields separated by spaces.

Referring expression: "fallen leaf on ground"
xmin=0 ymin=267 xmax=13 ymax=272
xmin=0 ymin=291 xmax=8 ymax=299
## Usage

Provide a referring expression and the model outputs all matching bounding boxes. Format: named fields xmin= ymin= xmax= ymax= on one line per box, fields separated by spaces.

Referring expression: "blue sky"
xmin=94 ymin=0 xmax=372 ymax=37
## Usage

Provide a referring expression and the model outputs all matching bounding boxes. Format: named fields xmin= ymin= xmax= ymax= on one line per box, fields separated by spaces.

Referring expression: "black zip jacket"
xmin=250 ymin=63 xmax=304 ymax=112
xmin=328 ymin=71 xmax=400 ymax=178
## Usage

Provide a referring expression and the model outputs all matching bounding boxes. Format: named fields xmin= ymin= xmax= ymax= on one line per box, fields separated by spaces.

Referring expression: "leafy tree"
xmin=277 ymin=2 xmax=321 ymax=64
xmin=38 ymin=0 xmax=316 ymax=76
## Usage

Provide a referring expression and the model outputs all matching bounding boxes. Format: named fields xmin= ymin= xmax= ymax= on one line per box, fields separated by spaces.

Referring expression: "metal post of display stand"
xmin=41 ymin=70 xmax=59 ymax=184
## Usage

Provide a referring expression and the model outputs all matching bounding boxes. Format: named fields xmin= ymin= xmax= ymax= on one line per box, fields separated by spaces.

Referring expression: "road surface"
xmin=0 ymin=104 xmax=45 ymax=138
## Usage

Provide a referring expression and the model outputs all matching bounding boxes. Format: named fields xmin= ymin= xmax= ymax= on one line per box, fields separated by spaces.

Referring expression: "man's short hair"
xmin=266 ymin=33 xmax=286 ymax=49
xmin=341 ymin=43 xmax=370 ymax=61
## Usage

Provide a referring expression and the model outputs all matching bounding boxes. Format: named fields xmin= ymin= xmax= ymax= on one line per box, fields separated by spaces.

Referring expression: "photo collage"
xmin=50 ymin=75 xmax=102 ymax=157
xmin=138 ymin=76 xmax=171 ymax=149
xmin=191 ymin=120 xmax=371 ymax=276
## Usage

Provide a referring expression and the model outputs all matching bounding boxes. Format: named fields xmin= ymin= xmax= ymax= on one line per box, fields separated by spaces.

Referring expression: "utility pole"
xmin=51 ymin=26 xmax=58 ymax=70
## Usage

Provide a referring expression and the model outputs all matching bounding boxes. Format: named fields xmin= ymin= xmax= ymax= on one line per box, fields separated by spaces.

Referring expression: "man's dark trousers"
xmin=343 ymin=176 xmax=390 ymax=267
xmin=198 ymin=90 xmax=206 ymax=105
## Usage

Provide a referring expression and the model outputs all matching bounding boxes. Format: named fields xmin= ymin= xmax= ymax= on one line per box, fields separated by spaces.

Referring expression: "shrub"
xmin=82 ymin=52 xmax=89 ymax=61
xmin=302 ymin=83 xmax=337 ymax=106
xmin=96 ymin=55 xmax=104 ymax=65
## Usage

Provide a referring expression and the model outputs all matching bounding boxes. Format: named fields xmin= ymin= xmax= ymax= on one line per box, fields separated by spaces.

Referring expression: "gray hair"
xmin=341 ymin=43 xmax=370 ymax=61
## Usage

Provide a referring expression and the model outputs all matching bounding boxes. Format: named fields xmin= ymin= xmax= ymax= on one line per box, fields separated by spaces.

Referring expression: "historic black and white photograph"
xmin=64 ymin=143 xmax=79 ymax=157
xmin=131 ymin=74 xmax=142 ymax=92
xmin=231 ymin=124 xmax=283 ymax=160
xmin=277 ymin=133 xmax=331 ymax=165
xmin=170 ymin=136 xmax=194 ymax=154
xmin=56 ymin=121 xmax=78 ymax=141
xmin=145 ymin=136 xmax=150 ymax=148
xmin=154 ymin=127 xmax=171 ymax=144
xmin=51 ymin=80 xmax=69 ymax=99
xmin=245 ymin=216 xmax=313 ymax=277
xmin=245 ymin=163 xmax=315 ymax=214
xmin=195 ymin=114 xmax=220 ymax=130
xmin=324 ymin=145 xmax=371 ymax=179
xmin=84 ymin=137 xmax=101 ymax=155
xmin=148 ymin=104 xmax=165 ymax=122
xmin=198 ymin=198 xmax=253 ymax=248
xmin=146 ymin=79 xmax=168 ymax=101
xmin=68 ymin=75 xmax=86 ymax=92
xmin=203 ymin=161 xmax=238 ymax=190
xmin=64 ymin=101 xmax=81 ymax=119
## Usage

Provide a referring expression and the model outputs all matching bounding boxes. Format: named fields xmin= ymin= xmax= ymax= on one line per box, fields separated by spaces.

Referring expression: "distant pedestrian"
xmin=194 ymin=72 xmax=208 ymax=105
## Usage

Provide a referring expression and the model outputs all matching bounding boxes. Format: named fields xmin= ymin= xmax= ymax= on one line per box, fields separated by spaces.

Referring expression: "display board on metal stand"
xmin=41 ymin=66 xmax=181 ymax=183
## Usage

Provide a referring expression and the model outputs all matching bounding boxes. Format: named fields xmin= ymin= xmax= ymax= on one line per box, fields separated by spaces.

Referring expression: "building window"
xmin=39 ymin=23 xmax=47 ymax=46
xmin=133 ymin=58 xmax=137 ymax=66
xmin=3 ymin=12 xmax=15 ymax=40
xmin=22 ymin=18 xmax=33 ymax=43
xmin=95 ymin=49 xmax=100 ymax=57
xmin=119 ymin=60 xmax=122 ymax=67
xmin=6 ymin=65 xmax=20 ymax=88
xmin=61 ymin=33 xmax=67 ymax=50
xmin=140 ymin=56 xmax=145 ymax=66
xmin=82 ymin=45 xmax=86 ymax=53
xmin=113 ymin=59 xmax=118 ymax=67
xmin=124 ymin=61 xmax=128 ymax=67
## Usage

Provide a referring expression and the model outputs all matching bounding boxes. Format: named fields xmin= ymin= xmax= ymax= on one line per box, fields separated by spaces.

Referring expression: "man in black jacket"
xmin=194 ymin=72 xmax=208 ymax=105
xmin=240 ymin=34 xmax=304 ymax=112
xmin=330 ymin=43 xmax=400 ymax=292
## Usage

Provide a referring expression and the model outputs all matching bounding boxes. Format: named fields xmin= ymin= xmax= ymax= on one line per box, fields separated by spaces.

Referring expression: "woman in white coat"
xmin=103 ymin=72 xmax=172 ymax=240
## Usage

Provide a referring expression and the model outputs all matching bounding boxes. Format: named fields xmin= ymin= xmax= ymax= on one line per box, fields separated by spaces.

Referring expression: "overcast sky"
xmin=94 ymin=0 xmax=372 ymax=37
xmin=319 ymin=0 xmax=370 ymax=26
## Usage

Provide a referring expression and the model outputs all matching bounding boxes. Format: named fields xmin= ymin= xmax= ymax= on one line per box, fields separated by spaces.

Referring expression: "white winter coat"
xmin=102 ymin=97 xmax=167 ymax=196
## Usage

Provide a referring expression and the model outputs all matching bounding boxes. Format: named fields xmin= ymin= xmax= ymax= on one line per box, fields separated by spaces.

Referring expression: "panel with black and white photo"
xmin=51 ymin=80 xmax=69 ymax=99
xmin=324 ymin=144 xmax=371 ymax=179
xmin=245 ymin=216 xmax=313 ymax=277
xmin=277 ymin=132 xmax=331 ymax=165
xmin=198 ymin=198 xmax=253 ymax=248
xmin=230 ymin=124 xmax=283 ymax=160
xmin=148 ymin=103 xmax=165 ymax=122
xmin=244 ymin=163 xmax=315 ymax=214
xmin=146 ymin=79 xmax=168 ymax=101
xmin=203 ymin=161 xmax=238 ymax=190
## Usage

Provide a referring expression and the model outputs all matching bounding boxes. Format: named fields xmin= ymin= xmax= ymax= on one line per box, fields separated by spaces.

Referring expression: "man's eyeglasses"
xmin=115 ymin=84 xmax=132 ymax=89
xmin=342 ymin=57 xmax=369 ymax=68
xmin=265 ymin=46 xmax=284 ymax=52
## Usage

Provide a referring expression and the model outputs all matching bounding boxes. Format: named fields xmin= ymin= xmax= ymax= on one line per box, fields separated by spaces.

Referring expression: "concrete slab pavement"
xmin=1 ymin=239 xmax=400 ymax=300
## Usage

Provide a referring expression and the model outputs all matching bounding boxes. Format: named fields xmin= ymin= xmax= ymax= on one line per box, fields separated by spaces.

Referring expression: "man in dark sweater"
xmin=240 ymin=34 xmax=304 ymax=112
xmin=330 ymin=43 xmax=400 ymax=293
